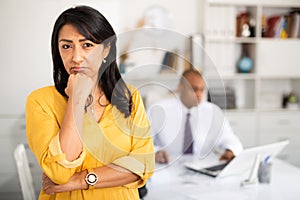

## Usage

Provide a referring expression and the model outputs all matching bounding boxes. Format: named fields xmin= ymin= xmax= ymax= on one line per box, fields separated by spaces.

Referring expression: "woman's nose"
xmin=72 ymin=47 xmax=84 ymax=63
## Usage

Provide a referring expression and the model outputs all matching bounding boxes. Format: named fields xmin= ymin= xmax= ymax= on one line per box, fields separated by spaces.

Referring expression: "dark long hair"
xmin=51 ymin=5 xmax=132 ymax=117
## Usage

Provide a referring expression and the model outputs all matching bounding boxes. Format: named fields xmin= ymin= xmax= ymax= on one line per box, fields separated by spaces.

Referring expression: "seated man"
xmin=148 ymin=69 xmax=243 ymax=164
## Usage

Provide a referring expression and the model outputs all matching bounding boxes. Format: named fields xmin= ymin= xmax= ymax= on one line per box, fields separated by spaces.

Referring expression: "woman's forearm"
xmin=58 ymin=73 xmax=95 ymax=162
xmin=59 ymin=96 xmax=85 ymax=161
xmin=75 ymin=164 xmax=139 ymax=190
xmin=42 ymin=165 xmax=140 ymax=194
xmin=92 ymin=164 xmax=139 ymax=189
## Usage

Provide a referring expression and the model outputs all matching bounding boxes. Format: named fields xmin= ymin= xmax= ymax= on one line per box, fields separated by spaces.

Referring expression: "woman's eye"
xmin=62 ymin=44 xmax=71 ymax=49
xmin=83 ymin=43 xmax=94 ymax=48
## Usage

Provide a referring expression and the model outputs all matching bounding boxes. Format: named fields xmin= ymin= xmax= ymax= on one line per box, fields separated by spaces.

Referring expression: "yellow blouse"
xmin=26 ymin=85 xmax=155 ymax=200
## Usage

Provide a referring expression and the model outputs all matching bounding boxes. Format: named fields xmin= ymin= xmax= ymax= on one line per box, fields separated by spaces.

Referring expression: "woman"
xmin=26 ymin=5 xmax=154 ymax=199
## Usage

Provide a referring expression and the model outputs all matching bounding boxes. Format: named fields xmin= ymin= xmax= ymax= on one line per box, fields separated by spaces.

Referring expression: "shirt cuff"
xmin=113 ymin=155 xmax=154 ymax=189
xmin=224 ymin=144 xmax=243 ymax=156
xmin=112 ymin=156 xmax=145 ymax=177
xmin=48 ymin=133 xmax=86 ymax=168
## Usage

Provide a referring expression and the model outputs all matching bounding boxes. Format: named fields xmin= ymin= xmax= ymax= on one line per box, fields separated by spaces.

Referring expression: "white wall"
xmin=0 ymin=0 xmax=199 ymax=116
xmin=117 ymin=0 xmax=200 ymax=87
xmin=118 ymin=0 xmax=199 ymax=34
xmin=0 ymin=0 xmax=123 ymax=116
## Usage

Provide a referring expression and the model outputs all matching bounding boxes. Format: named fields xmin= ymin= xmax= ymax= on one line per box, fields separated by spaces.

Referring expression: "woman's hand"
xmin=65 ymin=73 xmax=94 ymax=101
xmin=42 ymin=171 xmax=88 ymax=195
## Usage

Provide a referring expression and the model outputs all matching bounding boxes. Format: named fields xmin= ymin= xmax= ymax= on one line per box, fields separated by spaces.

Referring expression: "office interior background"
xmin=1 ymin=0 xmax=300 ymax=199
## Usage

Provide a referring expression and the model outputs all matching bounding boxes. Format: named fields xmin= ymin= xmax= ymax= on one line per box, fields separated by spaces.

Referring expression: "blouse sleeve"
xmin=112 ymin=87 xmax=155 ymax=188
xmin=26 ymin=90 xmax=84 ymax=184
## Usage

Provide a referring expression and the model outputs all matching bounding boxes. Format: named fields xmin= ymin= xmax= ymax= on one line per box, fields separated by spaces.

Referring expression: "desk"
xmin=144 ymin=156 xmax=300 ymax=200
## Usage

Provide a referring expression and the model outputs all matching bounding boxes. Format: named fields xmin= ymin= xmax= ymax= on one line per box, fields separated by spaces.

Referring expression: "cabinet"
xmin=200 ymin=0 xmax=300 ymax=166
xmin=258 ymin=111 xmax=300 ymax=166
xmin=226 ymin=111 xmax=257 ymax=148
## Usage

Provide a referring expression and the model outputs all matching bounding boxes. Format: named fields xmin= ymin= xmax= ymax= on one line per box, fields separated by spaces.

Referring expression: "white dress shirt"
xmin=147 ymin=97 xmax=243 ymax=159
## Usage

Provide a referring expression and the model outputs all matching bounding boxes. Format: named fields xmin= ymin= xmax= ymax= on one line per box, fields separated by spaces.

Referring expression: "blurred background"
xmin=1 ymin=0 xmax=300 ymax=199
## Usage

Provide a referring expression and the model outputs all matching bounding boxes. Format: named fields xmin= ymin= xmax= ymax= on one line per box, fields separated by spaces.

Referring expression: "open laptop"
xmin=184 ymin=140 xmax=289 ymax=178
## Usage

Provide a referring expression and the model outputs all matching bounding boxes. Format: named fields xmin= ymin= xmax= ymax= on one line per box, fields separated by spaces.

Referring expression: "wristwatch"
xmin=85 ymin=169 xmax=98 ymax=189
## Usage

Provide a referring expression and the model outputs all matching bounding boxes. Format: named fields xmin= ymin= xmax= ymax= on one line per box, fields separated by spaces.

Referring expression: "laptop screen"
xmin=185 ymin=140 xmax=289 ymax=178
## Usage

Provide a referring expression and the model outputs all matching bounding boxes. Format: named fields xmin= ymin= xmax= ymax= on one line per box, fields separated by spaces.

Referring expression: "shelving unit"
xmin=200 ymin=0 xmax=300 ymax=110
xmin=200 ymin=0 xmax=300 ymax=166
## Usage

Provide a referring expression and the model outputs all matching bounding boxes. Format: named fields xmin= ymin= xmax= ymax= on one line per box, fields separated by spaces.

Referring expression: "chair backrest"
xmin=14 ymin=144 xmax=36 ymax=200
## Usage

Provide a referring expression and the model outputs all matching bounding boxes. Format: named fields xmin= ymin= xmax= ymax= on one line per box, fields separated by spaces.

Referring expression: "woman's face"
xmin=58 ymin=24 xmax=110 ymax=79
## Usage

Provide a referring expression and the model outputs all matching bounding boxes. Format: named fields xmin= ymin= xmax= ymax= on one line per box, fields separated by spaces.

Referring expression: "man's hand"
xmin=219 ymin=149 xmax=235 ymax=161
xmin=155 ymin=150 xmax=170 ymax=164
xmin=42 ymin=171 xmax=88 ymax=195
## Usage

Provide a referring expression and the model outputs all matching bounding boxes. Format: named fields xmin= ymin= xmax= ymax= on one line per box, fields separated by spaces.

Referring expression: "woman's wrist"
xmin=79 ymin=170 xmax=89 ymax=190
xmin=68 ymin=95 xmax=86 ymax=108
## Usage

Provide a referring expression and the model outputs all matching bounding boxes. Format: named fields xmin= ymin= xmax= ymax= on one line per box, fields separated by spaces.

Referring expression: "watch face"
xmin=86 ymin=172 xmax=98 ymax=185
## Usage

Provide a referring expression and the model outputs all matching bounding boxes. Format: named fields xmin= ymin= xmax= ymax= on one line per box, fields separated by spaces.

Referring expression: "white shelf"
xmin=258 ymin=38 xmax=300 ymax=43
xmin=201 ymin=0 xmax=300 ymax=167
xmin=259 ymin=75 xmax=300 ymax=80
xmin=258 ymin=108 xmax=300 ymax=112
xmin=225 ymin=108 xmax=257 ymax=113
xmin=202 ymin=0 xmax=300 ymax=113
xmin=224 ymin=73 xmax=256 ymax=80
xmin=205 ymin=37 xmax=258 ymax=43
xmin=260 ymin=0 xmax=300 ymax=7
xmin=205 ymin=37 xmax=300 ymax=44
xmin=207 ymin=0 xmax=258 ymax=6
xmin=207 ymin=0 xmax=300 ymax=7
xmin=202 ymin=0 xmax=300 ymax=111
xmin=205 ymin=73 xmax=256 ymax=80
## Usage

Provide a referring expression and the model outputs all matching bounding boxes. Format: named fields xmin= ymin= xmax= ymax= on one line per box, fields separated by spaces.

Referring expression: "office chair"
xmin=14 ymin=144 xmax=36 ymax=200
xmin=138 ymin=184 xmax=148 ymax=200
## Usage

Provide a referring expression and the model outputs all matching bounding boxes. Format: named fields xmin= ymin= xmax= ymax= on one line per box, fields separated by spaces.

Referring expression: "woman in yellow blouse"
xmin=26 ymin=5 xmax=154 ymax=199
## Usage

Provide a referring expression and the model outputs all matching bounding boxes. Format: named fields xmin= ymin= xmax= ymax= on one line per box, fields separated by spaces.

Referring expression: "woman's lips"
xmin=70 ymin=67 xmax=84 ymax=74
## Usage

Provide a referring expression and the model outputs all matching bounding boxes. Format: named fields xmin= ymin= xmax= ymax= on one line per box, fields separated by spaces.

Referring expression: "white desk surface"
xmin=144 ymin=155 xmax=300 ymax=200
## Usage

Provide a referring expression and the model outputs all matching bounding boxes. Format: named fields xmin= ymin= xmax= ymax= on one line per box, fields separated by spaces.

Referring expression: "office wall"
xmin=118 ymin=0 xmax=199 ymax=34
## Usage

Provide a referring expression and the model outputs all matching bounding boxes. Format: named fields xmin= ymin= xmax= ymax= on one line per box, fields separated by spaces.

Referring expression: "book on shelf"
xmin=265 ymin=11 xmax=300 ymax=38
xmin=266 ymin=15 xmax=281 ymax=38
xmin=290 ymin=11 xmax=300 ymax=38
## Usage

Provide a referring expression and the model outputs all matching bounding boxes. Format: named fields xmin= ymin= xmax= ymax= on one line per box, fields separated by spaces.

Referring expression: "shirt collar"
xmin=180 ymin=100 xmax=205 ymax=116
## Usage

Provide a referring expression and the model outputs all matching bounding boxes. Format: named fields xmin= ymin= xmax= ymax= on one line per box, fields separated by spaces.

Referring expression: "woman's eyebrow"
xmin=59 ymin=39 xmax=72 ymax=43
xmin=58 ymin=38 xmax=88 ymax=42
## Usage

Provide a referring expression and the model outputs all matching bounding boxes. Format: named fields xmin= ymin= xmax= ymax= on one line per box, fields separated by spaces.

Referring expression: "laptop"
xmin=184 ymin=140 xmax=290 ymax=178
